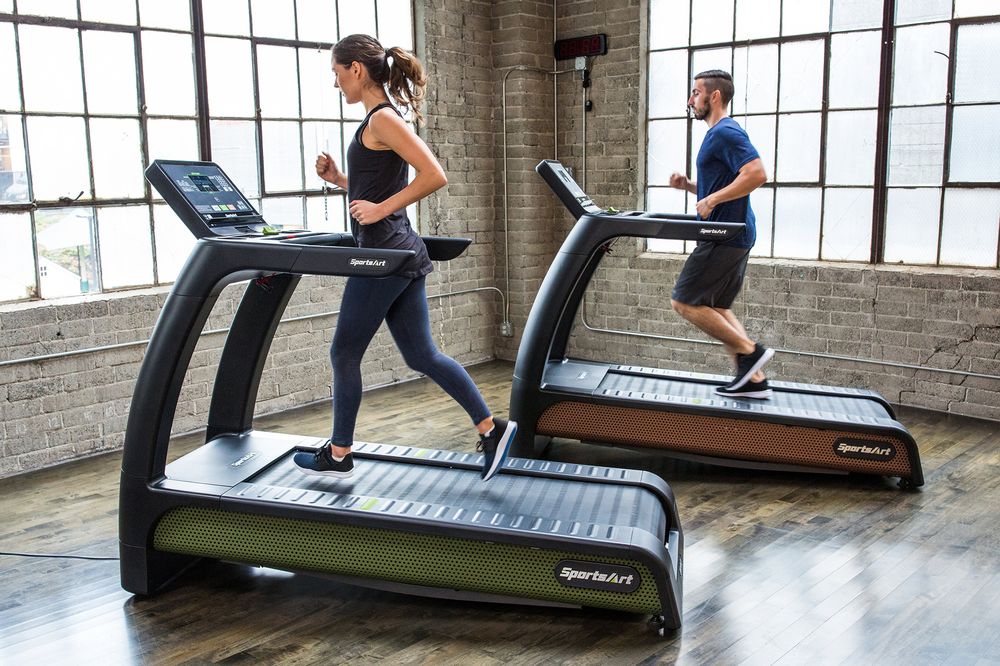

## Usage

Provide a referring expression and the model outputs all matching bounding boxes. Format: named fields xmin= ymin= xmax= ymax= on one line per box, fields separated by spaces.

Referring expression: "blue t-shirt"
xmin=696 ymin=117 xmax=760 ymax=249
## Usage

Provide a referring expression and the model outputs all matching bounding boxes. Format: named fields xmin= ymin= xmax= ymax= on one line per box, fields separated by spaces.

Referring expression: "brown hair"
xmin=333 ymin=34 xmax=427 ymax=125
xmin=695 ymin=69 xmax=735 ymax=106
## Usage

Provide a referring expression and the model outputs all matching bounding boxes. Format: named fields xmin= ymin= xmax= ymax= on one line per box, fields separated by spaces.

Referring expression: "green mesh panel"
xmin=153 ymin=506 xmax=663 ymax=613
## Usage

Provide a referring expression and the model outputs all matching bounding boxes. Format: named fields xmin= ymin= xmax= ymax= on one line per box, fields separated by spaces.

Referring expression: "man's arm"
xmin=669 ymin=172 xmax=697 ymax=195
xmin=695 ymin=158 xmax=767 ymax=219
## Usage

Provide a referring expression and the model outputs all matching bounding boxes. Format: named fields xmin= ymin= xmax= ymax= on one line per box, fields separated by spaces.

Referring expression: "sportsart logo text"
xmin=230 ymin=452 xmax=259 ymax=467
xmin=699 ymin=228 xmax=729 ymax=236
xmin=349 ymin=257 xmax=388 ymax=268
xmin=833 ymin=438 xmax=897 ymax=462
xmin=554 ymin=560 xmax=641 ymax=593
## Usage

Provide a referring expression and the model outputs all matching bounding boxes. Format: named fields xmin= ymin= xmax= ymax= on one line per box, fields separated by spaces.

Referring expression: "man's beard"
xmin=689 ymin=103 xmax=708 ymax=120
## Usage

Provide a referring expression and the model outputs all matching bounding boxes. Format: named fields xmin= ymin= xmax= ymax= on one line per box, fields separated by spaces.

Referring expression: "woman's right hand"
xmin=316 ymin=152 xmax=345 ymax=187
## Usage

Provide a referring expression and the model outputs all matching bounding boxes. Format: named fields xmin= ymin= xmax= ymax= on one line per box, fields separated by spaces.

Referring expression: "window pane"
xmin=90 ymin=119 xmax=145 ymax=199
xmin=888 ymin=105 xmax=945 ymax=185
xmin=297 ymin=0 xmax=338 ymax=43
xmin=302 ymin=121 xmax=343 ymax=190
xmin=17 ymin=0 xmax=76 ymax=19
xmin=647 ymin=119 xmax=687 ymax=187
xmin=826 ymin=110 xmax=877 ymax=185
xmin=98 ymin=207 xmax=154 ymax=289
xmin=206 ymin=37 xmax=255 ymax=118
xmin=735 ymin=0 xmax=780 ymax=41
xmin=650 ymin=0 xmax=690 ymax=50
xmin=748 ymin=187 xmax=774 ymax=256
xmin=773 ymin=187 xmax=821 ymax=258
xmin=884 ymin=188 xmax=940 ymax=264
xmin=250 ymin=0 xmax=295 ymax=38
xmin=648 ymin=50 xmax=689 ymax=118
xmin=300 ymin=47 xmax=340 ymax=119
xmin=261 ymin=196 xmax=304 ymax=228
xmin=81 ymin=0 xmax=137 ymax=24
xmin=138 ymin=0 xmax=191 ymax=30
xmin=339 ymin=0 xmax=377 ymax=39
xmin=0 ymin=115 xmax=29 ymax=204
xmin=832 ymin=0 xmax=883 ymax=31
xmin=776 ymin=113 xmax=820 ymax=182
xmin=147 ymin=119 xmax=200 ymax=167
xmin=778 ymin=40 xmax=824 ymax=111
xmin=892 ymin=23 xmax=950 ymax=105
xmin=258 ymin=45 xmax=300 ymax=118
xmin=343 ymin=98 xmax=367 ymax=120
xmin=305 ymin=193 xmax=347 ymax=232
xmin=142 ymin=31 xmax=196 ymax=116
xmin=153 ymin=203 xmax=197 ymax=283
xmin=895 ymin=0 xmax=951 ymax=25
xmin=26 ymin=116 xmax=91 ymax=201
xmin=822 ymin=188 xmax=873 ymax=260
xmin=829 ymin=31 xmax=880 ymax=109
xmin=378 ymin=0 xmax=414 ymax=51
xmin=0 ymin=24 xmax=20 ymax=111
xmin=35 ymin=207 xmax=99 ymax=298
xmin=955 ymin=0 xmax=1000 ymax=17
xmin=82 ymin=31 xmax=139 ymax=115
xmin=691 ymin=48 xmax=732 ymax=79
xmin=743 ymin=115 xmax=775 ymax=182
xmin=203 ymin=0 xmax=251 ymax=36
xmin=211 ymin=120 xmax=260 ymax=197
xmin=950 ymin=105 xmax=1000 ymax=183
xmin=19 ymin=26 xmax=84 ymax=113
xmin=940 ymin=189 xmax=1000 ymax=267
xmin=262 ymin=121 xmax=303 ymax=192
xmin=783 ymin=0 xmax=830 ymax=36
xmin=954 ymin=23 xmax=1000 ymax=104
xmin=691 ymin=0 xmax=733 ymax=46
xmin=0 ymin=212 xmax=36 ymax=301
xmin=732 ymin=44 xmax=778 ymax=114
xmin=648 ymin=185 xmax=689 ymax=216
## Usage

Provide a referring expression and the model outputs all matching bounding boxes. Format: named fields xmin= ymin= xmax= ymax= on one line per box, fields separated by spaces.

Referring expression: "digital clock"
xmin=554 ymin=33 xmax=608 ymax=60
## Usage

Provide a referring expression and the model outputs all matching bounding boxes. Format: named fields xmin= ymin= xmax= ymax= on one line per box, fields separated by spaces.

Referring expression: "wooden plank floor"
xmin=2 ymin=360 xmax=999 ymax=665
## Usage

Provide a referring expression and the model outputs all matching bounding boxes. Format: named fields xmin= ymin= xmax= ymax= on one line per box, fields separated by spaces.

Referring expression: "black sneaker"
xmin=729 ymin=343 xmax=775 ymax=390
xmin=477 ymin=417 xmax=517 ymax=481
xmin=716 ymin=378 xmax=773 ymax=399
xmin=293 ymin=443 xmax=354 ymax=478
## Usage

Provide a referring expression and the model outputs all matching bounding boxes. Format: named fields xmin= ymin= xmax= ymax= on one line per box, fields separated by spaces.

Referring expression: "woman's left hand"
xmin=349 ymin=199 xmax=384 ymax=225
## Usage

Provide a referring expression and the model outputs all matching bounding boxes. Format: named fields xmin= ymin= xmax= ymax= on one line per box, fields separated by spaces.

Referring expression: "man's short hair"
xmin=695 ymin=70 xmax=734 ymax=106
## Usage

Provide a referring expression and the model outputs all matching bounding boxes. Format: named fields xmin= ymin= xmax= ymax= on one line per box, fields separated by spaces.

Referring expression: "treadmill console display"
xmin=552 ymin=162 xmax=600 ymax=212
xmin=159 ymin=163 xmax=260 ymax=227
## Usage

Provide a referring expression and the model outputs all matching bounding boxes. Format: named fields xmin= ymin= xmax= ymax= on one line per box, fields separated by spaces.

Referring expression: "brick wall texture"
xmin=2 ymin=0 xmax=998 ymax=477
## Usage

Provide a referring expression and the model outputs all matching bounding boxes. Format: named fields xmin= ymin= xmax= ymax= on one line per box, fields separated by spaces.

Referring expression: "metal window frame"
xmin=643 ymin=1 xmax=1000 ymax=269
xmin=0 ymin=0 xmax=418 ymax=304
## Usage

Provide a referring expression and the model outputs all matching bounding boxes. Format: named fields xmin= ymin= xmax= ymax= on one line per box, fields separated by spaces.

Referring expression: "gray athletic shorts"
xmin=671 ymin=242 xmax=751 ymax=309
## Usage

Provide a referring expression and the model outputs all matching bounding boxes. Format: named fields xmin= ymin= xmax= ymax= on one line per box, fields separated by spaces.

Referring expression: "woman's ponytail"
xmin=384 ymin=46 xmax=426 ymax=126
xmin=333 ymin=34 xmax=427 ymax=126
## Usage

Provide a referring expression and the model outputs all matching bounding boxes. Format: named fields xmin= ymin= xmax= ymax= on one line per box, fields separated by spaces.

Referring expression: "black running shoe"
xmin=293 ymin=443 xmax=354 ymax=478
xmin=715 ymin=378 xmax=773 ymax=399
xmin=729 ymin=343 xmax=775 ymax=390
xmin=477 ymin=417 xmax=517 ymax=481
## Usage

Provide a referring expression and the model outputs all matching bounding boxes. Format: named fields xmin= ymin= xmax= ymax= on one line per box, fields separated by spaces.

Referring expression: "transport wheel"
xmin=648 ymin=614 xmax=667 ymax=636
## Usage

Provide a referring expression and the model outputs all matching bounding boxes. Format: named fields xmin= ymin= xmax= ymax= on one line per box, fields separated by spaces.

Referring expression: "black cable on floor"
xmin=0 ymin=550 xmax=119 ymax=561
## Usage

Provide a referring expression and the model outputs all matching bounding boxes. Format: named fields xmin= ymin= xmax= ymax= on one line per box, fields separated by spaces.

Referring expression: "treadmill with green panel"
xmin=118 ymin=159 xmax=685 ymax=636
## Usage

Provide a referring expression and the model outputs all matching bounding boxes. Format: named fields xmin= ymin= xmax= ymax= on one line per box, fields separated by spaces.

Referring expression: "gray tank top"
xmin=346 ymin=102 xmax=432 ymax=278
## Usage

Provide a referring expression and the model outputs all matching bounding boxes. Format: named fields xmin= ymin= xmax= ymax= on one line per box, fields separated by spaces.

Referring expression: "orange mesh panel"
xmin=537 ymin=402 xmax=914 ymax=478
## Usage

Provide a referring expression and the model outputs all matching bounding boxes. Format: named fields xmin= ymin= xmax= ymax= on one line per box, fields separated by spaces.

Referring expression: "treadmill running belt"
xmin=599 ymin=372 xmax=891 ymax=419
xmin=248 ymin=455 xmax=667 ymax=539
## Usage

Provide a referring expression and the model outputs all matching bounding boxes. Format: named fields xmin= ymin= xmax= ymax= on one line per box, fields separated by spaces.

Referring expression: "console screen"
xmin=160 ymin=163 xmax=260 ymax=226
